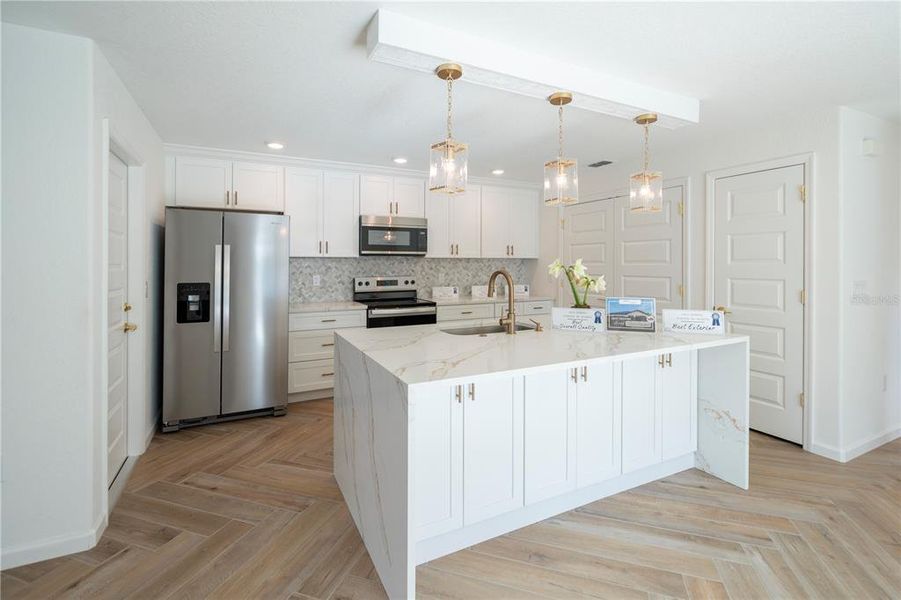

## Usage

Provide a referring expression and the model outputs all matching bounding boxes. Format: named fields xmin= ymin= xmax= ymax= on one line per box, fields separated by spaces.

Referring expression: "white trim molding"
xmin=1 ymin=512 xmax=107 ymax=571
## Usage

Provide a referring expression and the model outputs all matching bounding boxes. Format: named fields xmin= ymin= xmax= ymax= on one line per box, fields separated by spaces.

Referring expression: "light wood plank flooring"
xmin=3 ymin=399 xmax=898 ymax=599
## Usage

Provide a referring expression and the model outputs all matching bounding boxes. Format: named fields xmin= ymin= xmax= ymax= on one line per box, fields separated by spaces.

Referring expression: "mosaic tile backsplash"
xmin=290 ymin=257 xmax=538 ymax=303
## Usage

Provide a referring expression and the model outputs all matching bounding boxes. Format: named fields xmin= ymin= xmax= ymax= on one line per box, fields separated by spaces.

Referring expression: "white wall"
xmin=1 ymin=23 xmax=164 ymax=568
xmin=838 ymin=107 xmax=901 ymax=459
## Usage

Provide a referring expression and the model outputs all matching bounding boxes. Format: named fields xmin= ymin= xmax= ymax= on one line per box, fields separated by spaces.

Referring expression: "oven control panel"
xmin=354 ymin=276 xmax=417 ymax=292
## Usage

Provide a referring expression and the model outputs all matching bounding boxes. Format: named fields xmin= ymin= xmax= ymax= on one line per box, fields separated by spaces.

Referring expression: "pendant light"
xmin=543 ymin=91 xmax=579 ymax=206
xmin=428 ymin=63 xmax=468 ymax=194
xmin=629 ymin=113 xmax=663 ymax=212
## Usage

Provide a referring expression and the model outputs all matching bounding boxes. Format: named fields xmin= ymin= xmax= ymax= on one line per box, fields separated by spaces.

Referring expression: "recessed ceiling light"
xmin=392 ymin=157 xmax=408 ymax=164
xmin=266 ymin=142 xmax=285 ymax=150
xmin=492 ymin=169 xmax=505 ymax=175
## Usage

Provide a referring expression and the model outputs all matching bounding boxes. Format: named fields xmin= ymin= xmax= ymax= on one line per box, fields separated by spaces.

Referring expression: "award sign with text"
xmin=552 ymin=307 xmax=606 ymax=332
xmin=662 ymin=309 xmax=726 ymax=335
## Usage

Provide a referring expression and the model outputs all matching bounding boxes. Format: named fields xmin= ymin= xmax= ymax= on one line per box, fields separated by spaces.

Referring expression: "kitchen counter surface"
xmin=289 ymin=301 xmax=367 ymax=313
xmin=336 ymin=323 xmax=748 ymax=386
xmin=431 ymin=295 xmax=555 ymax=306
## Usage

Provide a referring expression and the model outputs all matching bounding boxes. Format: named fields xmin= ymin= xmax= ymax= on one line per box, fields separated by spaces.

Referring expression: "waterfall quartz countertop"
xmin=335 ymin=323 xmax=749 ymax=386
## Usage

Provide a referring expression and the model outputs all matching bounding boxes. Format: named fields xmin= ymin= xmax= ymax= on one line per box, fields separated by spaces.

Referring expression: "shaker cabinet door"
xmin=463 ymin=377 xmax=523 ymax=525
xmin=426 ymin=192 xmax=452 ymax=258
xmin=576 ymin=362 xmax=621 ymax=486
xmin=322 ymin=171 xmax=359 ymax=257
xmin=480 ymin=186 xmax=511 ymax=258
xmin=232 ymin=161 xmax=284 ymax=212
xmin=452 ymin=186 xmax=482 ymax=257
xmin=621 ymin=356 xmax=661 ymax=473
xmin=174 ymin=156 xmax=231 ymax=208
xmin=360 ymin=174 xmax=393 ymax=215
xmin=393 ymin=177 xmax=426 ymax=218
xmin=524 ymin=368 xmax=577 ymax=504
xmin=659 ymin=349 xmax=696 ymax=459
xmin=509 ymin=188 xmax=539 ymax=258
xmin=413 ymin=384 xmax=463 ymax=540
xmin=285 ymin=167 xmax=323 ymax=257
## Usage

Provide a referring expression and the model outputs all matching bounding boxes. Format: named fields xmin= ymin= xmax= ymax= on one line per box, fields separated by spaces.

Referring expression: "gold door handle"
xmin=325 ymin=240 xmax=329 ymax=254
xmin=234 ymin=191 xmax=238 ymax=206
xmin=666 ymin=353 xmax=672 ymax=367
xmin=570 ymin=368 xmax=578 ymax=383
xmin=123 ymin=322 xmax=138 ymax=333
xmin=455 ymin=385 xmax=462 ymax=404
xmin=123 ymin=302 xmax=132 ymax=312
xmin=468 ymin=383 xmax=475 ymax=400
xmin=713 ymin=305 xmax=732 ymax=315
xmin=581 ymin=366 xmax=588 ymax=381
xmin=658 ymin=354 xmax=665 ymax=368
xmin=226 ymin=190 xmax=230 ymax=205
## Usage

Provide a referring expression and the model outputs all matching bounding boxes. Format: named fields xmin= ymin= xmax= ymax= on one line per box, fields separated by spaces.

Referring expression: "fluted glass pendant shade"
xmin=629 ymin=113 xmax=662 ymax=212
xmin=429 ymin=63 xmax=468 ymax=194
xmin=544 ymin=92 xmax=578 ymax=206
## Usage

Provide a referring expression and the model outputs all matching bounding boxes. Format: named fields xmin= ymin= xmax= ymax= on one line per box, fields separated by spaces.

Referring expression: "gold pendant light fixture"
xmin=629 ymin=113 xmax=663 ymax=212
xmin=543 ymin=91 xmax=579 ymax=206
xmin=428 ymin=63 xmax=468 ymax=194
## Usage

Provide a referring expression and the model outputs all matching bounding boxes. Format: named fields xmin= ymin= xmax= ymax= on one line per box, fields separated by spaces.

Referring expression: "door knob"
xmin=123 ymin=322 xmax=138 ymax=333
xmin=123 ymin=302 xmax=132 ymax=312
xmin=713 ymin=305 xmax=732 ymax=315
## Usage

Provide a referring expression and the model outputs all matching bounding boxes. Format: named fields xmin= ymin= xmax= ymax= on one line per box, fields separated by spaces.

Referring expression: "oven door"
xmin=359 ymin=216 xmax=428 ymax=256
xmin=367 ymin=306 xmax=437 ymax=328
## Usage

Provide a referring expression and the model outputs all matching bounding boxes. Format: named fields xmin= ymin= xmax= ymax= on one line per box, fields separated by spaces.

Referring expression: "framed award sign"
xmin=605 ymin=297 xmax=657 ymax=332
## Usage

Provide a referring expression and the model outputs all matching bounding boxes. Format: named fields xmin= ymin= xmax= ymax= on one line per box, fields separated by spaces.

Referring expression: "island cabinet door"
xmin=576 ymin=362 xmax=622 ymax=487
xmin=463 ymin=377 xmax=524 ymax=525
xmin=621 ymin=356 xmax=662 ymax=473
xmin=524 ymin=368 xmax=577 ymax=504
xmin=659 ymin=349 xmax=697 ymax=459
xmin=412 ymin=385 xmax=463 ymax=540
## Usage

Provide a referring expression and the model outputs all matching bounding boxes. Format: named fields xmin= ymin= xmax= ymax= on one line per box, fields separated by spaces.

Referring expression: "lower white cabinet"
xmin=289 ymin=359 xmax=335 ymax=393
xmin=621 ymin=356 xmax=661 ymax=473
xmin=660 ymin=350 xmax=696 ymax=459
xmin=288 ymin=310 xmax=365 ymax=395
xmin=524 ymin=368 xmax=577 ymax=504
xmin=576 ymin=362 xmax=621 ymax=486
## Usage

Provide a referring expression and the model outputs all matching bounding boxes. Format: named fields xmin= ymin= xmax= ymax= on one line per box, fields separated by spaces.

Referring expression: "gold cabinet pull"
xmin=581 ymin=366 xmax=588 ymax=381
xmin=234 ymin=191 xmax=238 ymax=206
xmin=123 ymin=322 xmax=138 ymax=333
xmin=570 ymin=368 xmax=578 ymax=383
xmin=321 ymin=372 xmax=334 ymax=377
xmin=666 ymin=353 xmax=672 ymax=367
xmin=325 ymin=240 xmax=329 ymax=254
xmin=123 ymin=302 xmax=132 ymax=312
xmin=321 ymin=342 xmax=335 ymax=347
xmin=321 ymin=319 xmax=337 ymax=323
xmin=226 ymin=190 xmax=230 ymax=205
xmin=658 ymin=354 xmax=665 ymax=368
xmin=455 ymin=385 xmax=462 ymax=404
xmin=468 ymin=383 xmax=475 ymax=400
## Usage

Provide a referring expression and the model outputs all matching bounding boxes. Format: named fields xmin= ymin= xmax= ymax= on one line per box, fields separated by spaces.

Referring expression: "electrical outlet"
xmin=312 ymin=275 xmax=321 ymax=287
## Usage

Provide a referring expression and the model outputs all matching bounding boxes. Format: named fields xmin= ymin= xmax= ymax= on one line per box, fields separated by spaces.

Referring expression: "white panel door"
xmin=360 ymin=174 xmax=393 ymax=215
xmin=107 ymin=152 xmax=129 ymax=487
xmin=463 ymin=377 xmax=524 ymax=525
xmin=413 ymin=384 xmax=463 ymax=540
xmin=480 ymin=186 xmax=511 ymax=258
xmin=232 ymin=162 xmax=284 ymax=212
xmin=322 ymin=171 xmax=359 ymax=257
xmin=426 ymin=192 xmax=452 ymax=258
xmin=576 ymin=362 xmax=621 ymax=486
xmin=659 ymin=350 xmax=696 ymax=459
xmin=562 ymin=200 xmax=615 ymax=307
xmin=394 ymin=177 xmax=426 ymax=217
xmin=524 ymin=368 xmax=577 ymax=504
xmin=621 ymin=356 xmax=661 ymax=473
xmin=614 ymin=185 xmax=684 ymax=311
xmin=174 ymin=156 xmax=231 ymax=208
xmin=285 ymin=167 xmax=323 ymax=257
xmin=713 ymin=165 xmax=805 ymax=443
xmin=451 ymin=186 xmax=482 ymax=257
xmin=510 ymin=188 xmax=539 ymax=258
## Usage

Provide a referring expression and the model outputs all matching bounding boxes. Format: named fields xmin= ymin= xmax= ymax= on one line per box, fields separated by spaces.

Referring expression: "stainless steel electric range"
xmin=353 ymin=276 xmax=437 ymax=328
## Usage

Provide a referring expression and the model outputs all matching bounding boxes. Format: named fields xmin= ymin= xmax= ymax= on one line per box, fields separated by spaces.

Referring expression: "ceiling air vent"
xmin=588 ymin=160 xmax=613 ymax=168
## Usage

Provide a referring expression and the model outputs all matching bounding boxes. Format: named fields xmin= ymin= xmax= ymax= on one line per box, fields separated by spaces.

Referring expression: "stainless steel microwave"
xmin=359 ymin=215 xmax=428 ymax=256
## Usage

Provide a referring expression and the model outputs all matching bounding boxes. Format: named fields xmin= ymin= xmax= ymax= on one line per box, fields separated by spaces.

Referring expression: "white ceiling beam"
xmin=367 ymin=9 xmax=700 ymax=128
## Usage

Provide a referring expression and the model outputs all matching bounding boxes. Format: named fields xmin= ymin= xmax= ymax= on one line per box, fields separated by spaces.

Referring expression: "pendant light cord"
xmin=643 ymin=123 xmax=650 ymax=174
xmin=446 ymin=77 xmax=453 ymax=140
xmin=558 ymin=104 xmax=564 ymax=159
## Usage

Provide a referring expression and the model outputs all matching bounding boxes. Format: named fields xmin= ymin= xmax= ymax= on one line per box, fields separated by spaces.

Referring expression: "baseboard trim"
xmin=289 ymin=389 xmax=333 ymax=403
xmin=808 ymin=442 xmax=843 ymax=462
xmin=843 ymin=427 xmax=901 ymax=463
xmin=1 ymin=511 xmax=107 ymax=570
xmin=145 ymin=409 xmax=160 ymax=451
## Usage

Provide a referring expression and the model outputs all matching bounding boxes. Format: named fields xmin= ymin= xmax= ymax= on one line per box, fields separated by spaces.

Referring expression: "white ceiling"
xmin=3 ymin=2 xmax=898 ymax=182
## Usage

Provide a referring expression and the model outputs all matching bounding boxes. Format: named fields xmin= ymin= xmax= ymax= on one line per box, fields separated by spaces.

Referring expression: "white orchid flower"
xmin=590 ymin=275 xmax=607 ymax=293
xmin=571 ymin=258 xmax=588 ymax=279
xmin=547 ymin=259 xmax=564 ymax=278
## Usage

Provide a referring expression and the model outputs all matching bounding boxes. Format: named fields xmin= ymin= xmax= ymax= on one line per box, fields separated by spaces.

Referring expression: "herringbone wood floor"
xmin=2 ymin=399 xmax=899 ymax=599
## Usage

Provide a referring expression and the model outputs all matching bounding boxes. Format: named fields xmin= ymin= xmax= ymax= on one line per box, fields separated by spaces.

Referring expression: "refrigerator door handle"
xmin=223 ymin=244 xmax=231 ymax=352
xmin=213 ymin=244 xmax=222 ymax=352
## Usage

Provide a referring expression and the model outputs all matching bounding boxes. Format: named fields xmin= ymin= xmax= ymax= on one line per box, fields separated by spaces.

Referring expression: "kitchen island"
xmin=333 ymin=324 xmax=749 ymax=599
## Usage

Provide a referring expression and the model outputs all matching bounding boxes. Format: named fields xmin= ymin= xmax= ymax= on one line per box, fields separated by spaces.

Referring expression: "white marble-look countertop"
xmin=336 ymin=324 xmax=749 ymax=386
xmin=432 ymin=295 xmax=555 ymax=306
xmin=289 ymin=301 xmax=367 ymax=313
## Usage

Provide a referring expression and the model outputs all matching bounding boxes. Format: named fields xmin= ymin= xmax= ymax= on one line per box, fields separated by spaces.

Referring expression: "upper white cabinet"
xmin=174 ymin=157 xmax=283 ymax=212
xmin=481 ymin=186 xmax=539 ymax=258
xmin=361 ymin=175 xmax=425 ymax=217
xmin=427 ymin=186 xmax=481 ymax=258
xmin=285 ymin=167 xmax=359 ymax=257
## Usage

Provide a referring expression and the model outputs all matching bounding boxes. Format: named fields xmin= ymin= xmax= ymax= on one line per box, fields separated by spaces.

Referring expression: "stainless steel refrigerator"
xmin=162 ymin=208 xmax=289 ymax=432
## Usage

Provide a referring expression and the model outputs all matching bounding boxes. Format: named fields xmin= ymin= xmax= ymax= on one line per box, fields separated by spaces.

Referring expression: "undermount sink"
xmin=442 ymin=323 xmax=535 ymax=336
